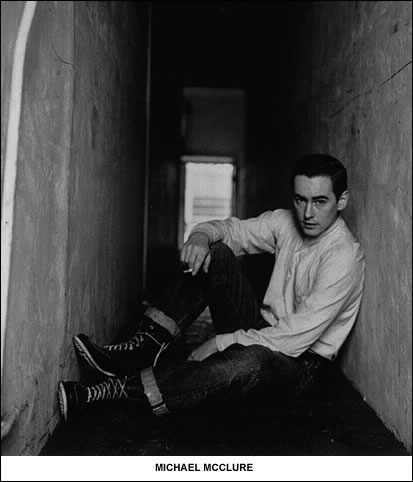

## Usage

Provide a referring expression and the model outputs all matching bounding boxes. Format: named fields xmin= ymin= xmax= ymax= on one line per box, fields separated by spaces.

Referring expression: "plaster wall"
xmin=67 ymin=1 xmax=148 ymax=348
xmin=1 ymin=1 xmax=148 ymax=455
xmin=288 ymin=1 xmax=412 ymax=450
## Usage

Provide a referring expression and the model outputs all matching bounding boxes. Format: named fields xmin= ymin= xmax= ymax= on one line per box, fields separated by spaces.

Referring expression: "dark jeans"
xmin=144 ymin=242 xmax=328 ymax=415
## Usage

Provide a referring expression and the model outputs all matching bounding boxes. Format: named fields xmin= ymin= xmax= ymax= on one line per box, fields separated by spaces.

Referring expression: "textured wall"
xmin=1 ymin=1 xmax=148 ymax=455
xmin=66 ymin=1 xmax=148 ymax=349
xmin=1 ymin=1 xmax=75 ymax=456
xmin=288 ymin=1 xmax=412 ymax=450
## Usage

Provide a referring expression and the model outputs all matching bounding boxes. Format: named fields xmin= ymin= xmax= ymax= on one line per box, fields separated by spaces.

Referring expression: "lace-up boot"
xmin=73 ymin=317 xmax=173 ymax=378
xmin=57 ymin=376 xmax=143 ymax=421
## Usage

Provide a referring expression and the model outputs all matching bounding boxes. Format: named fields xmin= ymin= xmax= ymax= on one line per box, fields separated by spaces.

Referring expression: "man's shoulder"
xmin=325 ymin=220 xmax=365 ymax=271
xmin=337 ymin=218 xmax=364 ymax=254
xmin=260 ymin=209 xmax=297 ymax=236
xmin=265 ymin=208 xmax=295 ymax=225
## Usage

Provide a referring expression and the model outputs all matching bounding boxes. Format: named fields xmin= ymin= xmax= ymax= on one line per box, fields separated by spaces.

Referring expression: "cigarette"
xmin=183 ymin=268 xmax=193 ymax=273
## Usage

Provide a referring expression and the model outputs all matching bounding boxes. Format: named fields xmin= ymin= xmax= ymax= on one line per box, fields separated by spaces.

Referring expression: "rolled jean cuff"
xmin=144 ymin=306 xmax=180 ymax=337
xmin=215 ymin=333 xmax=236 ymax=351
xmin=140 ymin=366 xmax=169 ymax=417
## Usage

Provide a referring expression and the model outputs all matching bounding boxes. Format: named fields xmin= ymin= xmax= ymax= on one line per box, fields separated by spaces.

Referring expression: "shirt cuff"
xmin=215 ymin=333 xmax=236 ymax=351
xmin=190 ymin=225 xmax=216 ymax=243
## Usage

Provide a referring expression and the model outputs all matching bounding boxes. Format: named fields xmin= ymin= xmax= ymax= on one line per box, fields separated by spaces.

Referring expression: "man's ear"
xmin=337 ymin=190 xmax=349 ymax=211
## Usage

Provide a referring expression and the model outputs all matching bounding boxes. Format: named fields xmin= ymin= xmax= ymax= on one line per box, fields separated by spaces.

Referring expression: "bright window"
xmin=181 ymin=158 xmax=235 ymax=242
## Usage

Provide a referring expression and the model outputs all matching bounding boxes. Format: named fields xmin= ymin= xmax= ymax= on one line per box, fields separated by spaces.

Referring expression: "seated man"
xmin=58 ymin=154 xmax=365 ymax=422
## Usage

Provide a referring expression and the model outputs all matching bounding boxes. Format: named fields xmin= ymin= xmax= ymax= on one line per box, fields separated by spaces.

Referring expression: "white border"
xmin=1 ymin=455 xmax=412 ymax=481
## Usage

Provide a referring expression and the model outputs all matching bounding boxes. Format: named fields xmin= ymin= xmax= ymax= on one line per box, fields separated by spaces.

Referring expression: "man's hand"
xmin=187 ymin=337 xmax=218 ymax=361
xmin=180 ymin=232 xmax=211 ymax=276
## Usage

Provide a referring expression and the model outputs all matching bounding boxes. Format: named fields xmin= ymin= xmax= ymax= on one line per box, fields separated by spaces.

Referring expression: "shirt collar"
xmin=300 ymin=215 xmax=344 ymax=248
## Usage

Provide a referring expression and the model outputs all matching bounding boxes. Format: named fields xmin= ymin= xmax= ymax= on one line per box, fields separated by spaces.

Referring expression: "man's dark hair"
xmin=291 ymin=154 xmax=348 ymax=200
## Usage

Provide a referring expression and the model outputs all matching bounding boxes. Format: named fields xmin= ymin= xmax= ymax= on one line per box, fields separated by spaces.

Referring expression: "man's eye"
xmin=294 ymin=198 xmax=304 ymax=204
xmin=314 ymin=200 xmax=326 ymax=205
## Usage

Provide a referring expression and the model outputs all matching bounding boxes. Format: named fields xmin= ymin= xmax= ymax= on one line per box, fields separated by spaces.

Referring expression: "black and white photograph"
xmin=1 ymin=1 xmax=411 ymax=480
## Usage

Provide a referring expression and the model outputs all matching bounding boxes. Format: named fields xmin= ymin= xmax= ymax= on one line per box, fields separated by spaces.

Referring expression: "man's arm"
xmin=215 ymin=245 xmax=365 ymax=357
xmin=180 ymin=210 xmax=283 ymax=276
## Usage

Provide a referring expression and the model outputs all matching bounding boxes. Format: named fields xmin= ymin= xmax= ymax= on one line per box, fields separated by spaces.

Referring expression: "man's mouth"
xmin=303 ymin=222 xmax=318 ymax=228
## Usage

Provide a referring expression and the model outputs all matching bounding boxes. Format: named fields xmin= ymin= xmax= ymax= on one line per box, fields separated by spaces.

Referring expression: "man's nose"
xmin=304 ymin=202 xmax=314 ymax=219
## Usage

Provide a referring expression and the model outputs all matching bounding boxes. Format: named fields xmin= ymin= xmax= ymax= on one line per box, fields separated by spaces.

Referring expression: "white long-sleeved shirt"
xmin=190 ymin=209 xmax=365 ymax=360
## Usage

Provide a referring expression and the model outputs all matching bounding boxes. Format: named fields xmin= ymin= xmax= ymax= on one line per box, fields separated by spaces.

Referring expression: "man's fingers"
xmin=188 ymin=250 xmax=199 ymax=272
xmin=180 ymin=249 xmax=186 ymax=265
xmin=203 ymin=253 xmax=211 ymax=273
xmin=181 ymin=243 xmax=198 ymax=266
xmin=180 ymin=246 xmax=187 ymax=264
xmin=192 ymin=252 xmax=206 ymax=276
xmin=187 ymin=338 xmax=218 ymax=361
xmin=180 ymin=242 xmax=210 ymax=275
xmin=180 ymin=243 xmax=191 ymax=264
xmin=187 ymin=345 xmax=202 ymax=361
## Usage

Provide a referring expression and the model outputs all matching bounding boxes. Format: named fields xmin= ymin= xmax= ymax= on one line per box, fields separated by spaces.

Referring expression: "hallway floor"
xmin=41 ymin=313 xmax=409 ymax=456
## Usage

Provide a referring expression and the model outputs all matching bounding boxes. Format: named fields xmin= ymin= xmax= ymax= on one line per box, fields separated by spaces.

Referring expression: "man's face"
xmin=293 ymin=175 xmax=347 ymax=238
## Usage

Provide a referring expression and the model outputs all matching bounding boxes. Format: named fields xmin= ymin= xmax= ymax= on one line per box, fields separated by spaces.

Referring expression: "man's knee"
xmin=210 ymin=241 xmax=234 ymax=259
xmin=221 ymin=344 xmax=275 ymax=374
xmin=208 ymin=242 xmax=237 ymax=277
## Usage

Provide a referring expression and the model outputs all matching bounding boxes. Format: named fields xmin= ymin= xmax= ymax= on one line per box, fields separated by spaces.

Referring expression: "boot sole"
xmin=73 ymin=336 xmax=117 ymax=378
xmin=58 ymin=382 xmax=68 ymax=422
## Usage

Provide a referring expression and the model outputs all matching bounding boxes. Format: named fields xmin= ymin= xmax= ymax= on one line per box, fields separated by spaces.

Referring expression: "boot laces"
xmin=86 ymin=378 xmax=128 ymax=403
xmin=104 ymin=331 xmax=163 ymax=352
xmin=153 ymin=342 xmax=169 ymax=367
